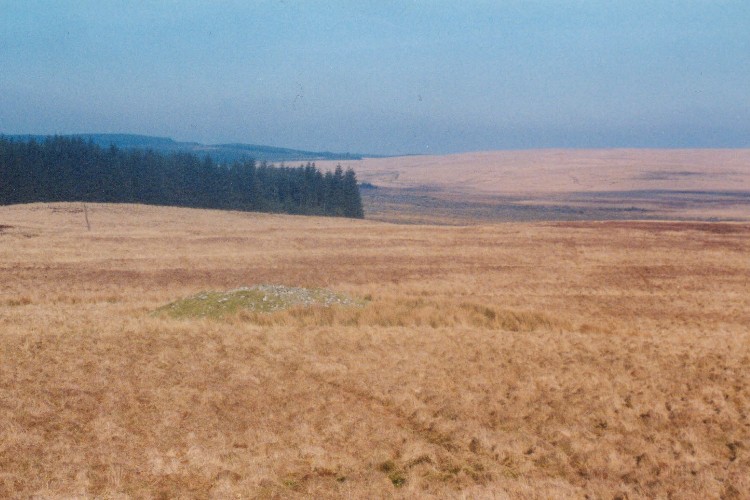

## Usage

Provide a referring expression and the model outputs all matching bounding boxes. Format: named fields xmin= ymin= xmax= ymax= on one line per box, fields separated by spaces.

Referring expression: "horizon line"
xmin=2 ymin=130 xmax=750 ymax=158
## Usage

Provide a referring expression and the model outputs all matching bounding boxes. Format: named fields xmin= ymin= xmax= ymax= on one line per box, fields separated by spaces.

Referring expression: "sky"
xmin=1 ymin=1 xmax=749 ymax=155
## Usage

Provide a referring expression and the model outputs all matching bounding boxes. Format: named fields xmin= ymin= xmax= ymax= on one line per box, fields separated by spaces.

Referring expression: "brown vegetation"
xmin=1 ymin=203 xmax=749 ymax=498
xmin=322 ymin=149 xmax=750 ymax=195
xmin=321 ymin=149 xmax=750 ymax=223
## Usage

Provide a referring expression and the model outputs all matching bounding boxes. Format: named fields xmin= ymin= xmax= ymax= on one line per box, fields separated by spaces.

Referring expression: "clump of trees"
xmin=0 ymin=136 xmax=364 ymax=218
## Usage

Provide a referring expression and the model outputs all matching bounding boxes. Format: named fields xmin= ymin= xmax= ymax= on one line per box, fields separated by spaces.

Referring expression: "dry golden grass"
xmin=1 ymin=202 xmax=749 ymax=498
xmin=321 ymin=149 xmax=750 ymax=195
xmin=321 ymin=149 xmax=750 ymax=223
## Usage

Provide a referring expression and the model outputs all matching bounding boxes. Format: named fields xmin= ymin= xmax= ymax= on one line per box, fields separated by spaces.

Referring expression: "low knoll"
xmin=158 ymin=285 xmax=365 ymax=319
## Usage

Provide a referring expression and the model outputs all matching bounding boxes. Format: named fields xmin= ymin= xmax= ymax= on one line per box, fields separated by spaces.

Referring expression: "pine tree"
xmin=0 ymin=136 xmax=365 ymax=218
xmin=343 ymin=168 xmax=364 ymax=218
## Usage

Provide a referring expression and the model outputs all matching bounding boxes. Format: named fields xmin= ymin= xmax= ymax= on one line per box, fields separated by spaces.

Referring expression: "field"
xmin=321 ymin=149 xmax=750 ymax=224
xmin=1 ymin=202 xmax=749 ymax=498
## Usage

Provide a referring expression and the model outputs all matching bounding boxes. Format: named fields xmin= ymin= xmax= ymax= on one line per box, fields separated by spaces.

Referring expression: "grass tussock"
xmin=238 ymin=298 xmax=561 ymax=331
xmin=4 ymin=296 xmax=32 ymax=306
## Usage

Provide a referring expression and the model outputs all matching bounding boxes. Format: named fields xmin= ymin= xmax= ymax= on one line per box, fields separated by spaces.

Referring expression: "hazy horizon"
xmin=2 ymin=1 xmax=749 ymax=155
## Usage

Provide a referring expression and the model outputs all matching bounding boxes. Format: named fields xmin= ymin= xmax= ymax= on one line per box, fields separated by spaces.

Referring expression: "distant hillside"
xmin=4 ymin=133 xmax=364 ymax=163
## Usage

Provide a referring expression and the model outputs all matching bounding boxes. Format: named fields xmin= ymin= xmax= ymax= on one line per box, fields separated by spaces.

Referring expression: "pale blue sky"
xmin=1 ymin=1 xmax=748 ymax=154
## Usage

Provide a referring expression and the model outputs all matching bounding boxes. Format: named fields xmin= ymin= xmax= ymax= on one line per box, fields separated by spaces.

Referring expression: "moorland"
xmin=322 ymin=149 xmax=750 ymax=224
xmin=1 ymin=197 xmax=748 ymax=498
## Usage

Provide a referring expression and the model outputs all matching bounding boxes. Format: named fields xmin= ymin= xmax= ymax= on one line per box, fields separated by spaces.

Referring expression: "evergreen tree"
xmin=0 ymin=135 xmax=364 ymax=218
xmin=342 ymin=167 xmax=364 ymax=218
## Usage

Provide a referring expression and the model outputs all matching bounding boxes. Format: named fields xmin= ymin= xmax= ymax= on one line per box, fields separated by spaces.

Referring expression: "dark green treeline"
xmin=0 ymin=136 xmax=364 ymax=218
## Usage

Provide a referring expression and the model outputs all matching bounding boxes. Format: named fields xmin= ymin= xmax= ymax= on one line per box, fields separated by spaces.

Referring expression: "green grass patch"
xmin=155 ymin=284 xmax=364 ymax=319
